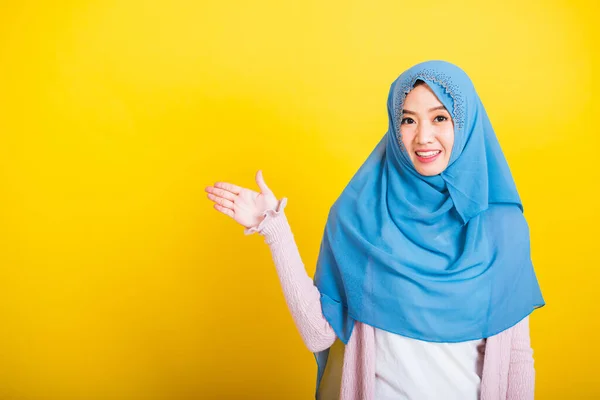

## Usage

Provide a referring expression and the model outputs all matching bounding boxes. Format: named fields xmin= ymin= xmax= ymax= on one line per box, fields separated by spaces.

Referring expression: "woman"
xmin=205 ymin=60 xmax=544 ymax=400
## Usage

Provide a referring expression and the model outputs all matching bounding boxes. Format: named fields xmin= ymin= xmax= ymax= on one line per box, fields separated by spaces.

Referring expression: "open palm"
xmin=205 ymin=170 xmax=280 ymax=229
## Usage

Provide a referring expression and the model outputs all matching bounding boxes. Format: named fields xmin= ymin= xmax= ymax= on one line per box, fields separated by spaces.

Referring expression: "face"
xmin=400 ymin=83 xmax=455 ymax=176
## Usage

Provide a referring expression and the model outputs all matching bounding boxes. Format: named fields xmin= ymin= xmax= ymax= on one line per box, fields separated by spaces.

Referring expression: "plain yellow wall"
xmin=0 ymin=0 xmax=598 ymax=398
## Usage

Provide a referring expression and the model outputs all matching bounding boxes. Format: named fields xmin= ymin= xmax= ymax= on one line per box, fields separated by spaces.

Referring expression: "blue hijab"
xmin=313 ymin=60 xmax=544 ymax=393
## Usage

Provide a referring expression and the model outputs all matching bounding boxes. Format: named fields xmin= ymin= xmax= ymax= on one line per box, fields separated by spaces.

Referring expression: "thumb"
xmin=255 ymin=170 xmax=272 ymax=194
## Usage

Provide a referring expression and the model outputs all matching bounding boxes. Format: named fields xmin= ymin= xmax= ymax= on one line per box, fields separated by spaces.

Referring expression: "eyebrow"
xmin=402 ymin=105 xmax=447 ymax=115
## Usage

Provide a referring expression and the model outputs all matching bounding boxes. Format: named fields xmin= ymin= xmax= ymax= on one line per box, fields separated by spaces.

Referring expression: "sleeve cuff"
xmin=243 ymin=197 xmax=289 ymax=236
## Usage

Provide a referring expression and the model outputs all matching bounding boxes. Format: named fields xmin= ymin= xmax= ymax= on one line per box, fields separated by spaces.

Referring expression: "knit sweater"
xmin=245 ymin=197 xmax=536 ymax=400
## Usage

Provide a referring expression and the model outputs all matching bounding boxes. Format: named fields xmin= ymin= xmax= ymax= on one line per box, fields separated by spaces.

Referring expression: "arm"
xmin=507 ymin=316 xmax=535 ymax=399
xmin=245 ymin=197 xmax=337 ymax=352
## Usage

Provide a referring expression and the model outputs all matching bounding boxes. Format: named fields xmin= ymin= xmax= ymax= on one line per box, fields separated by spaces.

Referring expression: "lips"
xmin=415 ymin=150 xmax=441 ymax=163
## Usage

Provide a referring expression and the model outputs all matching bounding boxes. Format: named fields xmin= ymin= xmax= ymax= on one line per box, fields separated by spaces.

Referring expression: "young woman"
xmin=205 ymin=60 xmax=545 ymax=400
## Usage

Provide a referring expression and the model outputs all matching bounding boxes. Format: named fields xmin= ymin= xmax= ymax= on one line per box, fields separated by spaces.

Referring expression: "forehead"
xmin=403 ymin=84 xmax=445 ymax=107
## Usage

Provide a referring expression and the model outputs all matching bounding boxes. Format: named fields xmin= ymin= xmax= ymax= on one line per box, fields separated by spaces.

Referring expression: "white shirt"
xmin=374 ymin=328 xmax=486 ymax=400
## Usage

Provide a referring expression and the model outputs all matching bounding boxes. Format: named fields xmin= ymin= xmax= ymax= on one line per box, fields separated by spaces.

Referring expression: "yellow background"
xmin=0 ymin=0 xmax=597 ymax=398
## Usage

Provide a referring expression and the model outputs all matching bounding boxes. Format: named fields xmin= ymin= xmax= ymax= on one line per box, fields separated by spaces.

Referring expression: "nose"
xmin=415 ymin=122 xmax=434 ymax=144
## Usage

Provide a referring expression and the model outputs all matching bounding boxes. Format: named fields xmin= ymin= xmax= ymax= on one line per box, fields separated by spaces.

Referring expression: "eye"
xmin=401 ymin=117 xmax=415 ymax=125
xmin=434 ymin=115 xmax=448 ymax=123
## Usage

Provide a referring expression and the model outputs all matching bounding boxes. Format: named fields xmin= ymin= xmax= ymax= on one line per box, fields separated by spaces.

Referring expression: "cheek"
xmin=440 ymin=127 xmax=455 ymax=153
xmin=400 ymin=129 xmax=415 ymax=149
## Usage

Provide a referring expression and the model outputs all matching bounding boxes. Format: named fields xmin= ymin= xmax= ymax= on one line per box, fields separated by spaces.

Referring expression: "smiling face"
xmin=400 ymin=81 xmax=455 ymax=176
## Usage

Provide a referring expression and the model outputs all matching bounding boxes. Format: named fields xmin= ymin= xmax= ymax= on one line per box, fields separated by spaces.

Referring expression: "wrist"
xmin=243 ymin=197 xmax=288 ymax=236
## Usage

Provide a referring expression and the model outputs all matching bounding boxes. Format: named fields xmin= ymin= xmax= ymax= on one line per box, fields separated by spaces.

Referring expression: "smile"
xmin=415 ymin=150 xmax=441 ymax=163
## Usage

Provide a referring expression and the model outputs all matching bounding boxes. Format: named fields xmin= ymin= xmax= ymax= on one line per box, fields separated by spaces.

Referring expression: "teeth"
xmin=416 ymin=150 xmax=441 ymax=157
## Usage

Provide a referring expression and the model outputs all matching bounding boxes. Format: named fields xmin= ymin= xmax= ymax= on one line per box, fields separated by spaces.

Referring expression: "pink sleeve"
xmin=244 ymin=197 xmax=337 ymax=352
xmin=507 ymin=316 xmax=535 ymax=400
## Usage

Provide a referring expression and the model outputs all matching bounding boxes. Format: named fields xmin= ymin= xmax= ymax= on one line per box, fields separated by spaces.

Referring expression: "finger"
xmin=214 ymin=204 xmax=234 ymax=218
xmin=255 ymin=170 xmax=272 ymax=194
xmin=205 ymin=187 xmax=237 ymax=202
xmin=207 ymin=193 xmax=234 ymax=209
xmin=213 ymin=181 xmax=242 ymax=195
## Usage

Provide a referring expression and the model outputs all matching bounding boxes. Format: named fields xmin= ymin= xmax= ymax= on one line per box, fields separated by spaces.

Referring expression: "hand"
xmin=205 ymin=170 xmax=280 ymax=229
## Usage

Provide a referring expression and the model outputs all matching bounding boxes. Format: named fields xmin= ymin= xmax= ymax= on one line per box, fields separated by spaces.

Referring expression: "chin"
xmin=414 ymin=163 xmax=447 ymax=177
xmin=416 ymin=169 xmax=441 ymax=177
